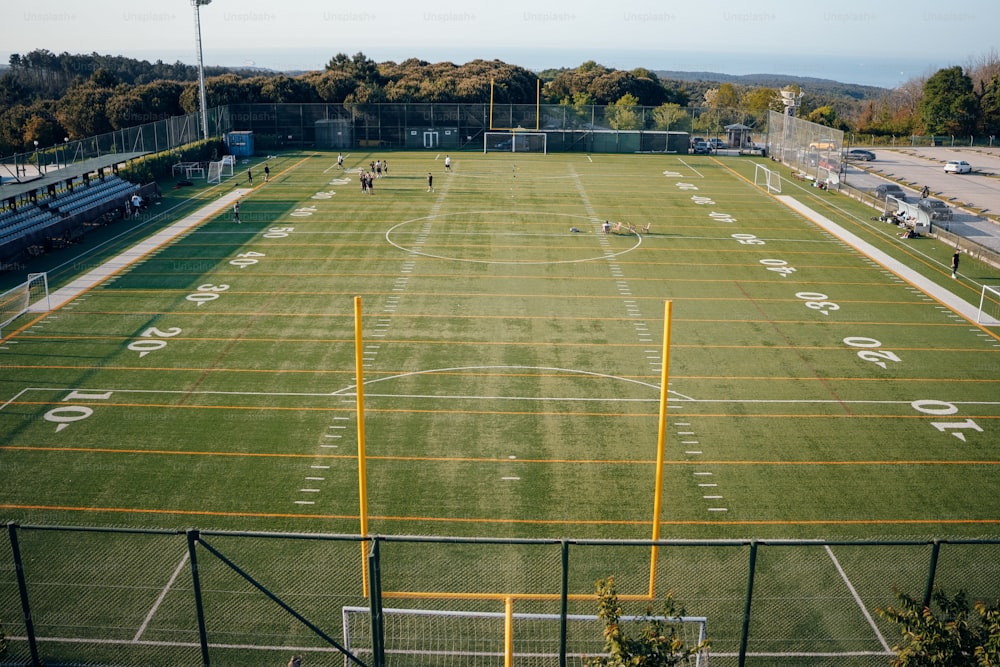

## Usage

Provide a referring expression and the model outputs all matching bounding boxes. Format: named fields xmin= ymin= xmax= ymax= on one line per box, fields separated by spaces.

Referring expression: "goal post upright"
xmin=354 ymin=296 xmax=371 ymax=596
xmin=649 ymin=300 xmax=673 ymax=599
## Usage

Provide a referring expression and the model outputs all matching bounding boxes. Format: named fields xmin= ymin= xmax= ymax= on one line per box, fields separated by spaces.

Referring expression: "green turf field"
xmin=1 ymin=150 xmax=999 ymax=665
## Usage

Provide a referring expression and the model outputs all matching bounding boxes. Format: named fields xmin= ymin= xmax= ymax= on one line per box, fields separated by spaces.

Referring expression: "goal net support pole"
xmin=649 ymin=300 xmax=673 ymax=598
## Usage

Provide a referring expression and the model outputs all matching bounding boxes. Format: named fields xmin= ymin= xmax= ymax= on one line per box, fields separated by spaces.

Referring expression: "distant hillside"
xmin=653 ymin=70 xmax=886 ymax=100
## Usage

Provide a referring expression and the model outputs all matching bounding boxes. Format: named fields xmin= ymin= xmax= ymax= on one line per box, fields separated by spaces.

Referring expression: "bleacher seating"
xmin=48 ymin=176 xmax=138 ymax=216
xmin=0 ymin=176 xmax=139 ymax=248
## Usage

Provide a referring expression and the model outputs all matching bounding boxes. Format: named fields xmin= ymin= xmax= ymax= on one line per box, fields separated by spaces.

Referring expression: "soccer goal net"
xmin=0 ymin=272 xmax=49 ymax=339
xmin=754 ymin=162 xmax=782 ymax=194
xmin=342 ymin=606 xmax=709 ymax=666
xmin=977 ymin=285 xmax=1000 ymax=326
xmin=207 ymin=155 xmax=235 ymax=184
xmin=484 ymin=132 xmax=547 ymax=154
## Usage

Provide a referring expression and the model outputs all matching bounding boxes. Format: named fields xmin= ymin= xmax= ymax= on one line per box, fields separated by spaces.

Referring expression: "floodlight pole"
xmin=192 ymin=0 xmax=212 ymax=141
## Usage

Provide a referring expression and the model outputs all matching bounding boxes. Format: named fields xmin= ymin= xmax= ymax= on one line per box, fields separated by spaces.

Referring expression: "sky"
xmin=1 ymin=0 xmax=995 ymax=88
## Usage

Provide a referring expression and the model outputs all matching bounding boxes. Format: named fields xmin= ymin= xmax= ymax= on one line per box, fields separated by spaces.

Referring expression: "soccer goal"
xmin=207 ymin=155 xmax=235 ymax=184
xmin=977 ymin=285 xmax=1000 ymax=325
xmin=484 ymin=132 xmax=547 ymax=154
xmin=342 ymin=606 xmax=709 ymax=666
xmin=754 ymin=162 xmax=781 ymax=194
xmin=0 ymin=272 xmax=49 ymax=339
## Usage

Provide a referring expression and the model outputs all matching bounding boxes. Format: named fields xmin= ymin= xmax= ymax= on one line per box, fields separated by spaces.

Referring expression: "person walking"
xmin=233 ymin=199 xmax=241 ymax=224
xmin=263 ymin=165 xmax=270 ymax=183
xmin=427 ymin=172 xmax=434 ymax=192
xmin=951 ymin=248 xmax=960 ymax=279
xmin=246 ymin=168 xmax=253 ymax=186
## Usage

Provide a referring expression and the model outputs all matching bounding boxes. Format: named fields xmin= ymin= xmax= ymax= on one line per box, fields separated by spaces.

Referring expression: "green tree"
xmin=651 ymin=103 xmax=691 ymax=132
xmin=56 ymin=83 xmax=114 ymax=138
xmin=584 ymin=577 xmax=707 ymax=666
xmin=606 ymin=93 xmax=640 ymax=130
xmin=977 ymin=75 xmax=1000 ymax=136
xmin=919 ymin=66 xmax=977 ymax=135
xmin=806 ymin=105 xmax=848 ymax=131
xmin=878 ymin=588 xmax=1000 ymax=666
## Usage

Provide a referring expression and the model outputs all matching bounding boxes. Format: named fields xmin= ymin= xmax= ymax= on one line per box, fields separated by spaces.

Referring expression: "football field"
xmin=1 ymin=149 xmax=999 ymax=664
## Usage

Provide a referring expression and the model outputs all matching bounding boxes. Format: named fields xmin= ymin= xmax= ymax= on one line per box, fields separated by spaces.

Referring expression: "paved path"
xmin=778 ymin=196 xmax=999 ymax=326
xmin=30 ymin=189 xmax=249 ymax=312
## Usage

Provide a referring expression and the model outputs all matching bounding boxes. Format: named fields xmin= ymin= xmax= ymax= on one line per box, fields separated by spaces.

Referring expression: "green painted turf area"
xmin=2 ymin=150 xmax=999 ymax=544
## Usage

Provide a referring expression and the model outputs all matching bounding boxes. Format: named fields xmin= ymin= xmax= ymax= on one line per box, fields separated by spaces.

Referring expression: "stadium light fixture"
xmin=192 ymin=0 xmax=212 ymax=140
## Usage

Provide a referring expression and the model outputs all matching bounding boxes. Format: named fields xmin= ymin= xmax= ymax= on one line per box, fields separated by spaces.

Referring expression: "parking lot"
xmin=840 ymin=146 xmax=1000 ymax=252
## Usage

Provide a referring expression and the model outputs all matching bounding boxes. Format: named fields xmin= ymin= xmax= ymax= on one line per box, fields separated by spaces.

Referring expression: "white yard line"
xmin=824 ymin=545 xmax=892 ymax=653
xmin=134 ymin=550 xmax=190 ymax=642
xmin=29 ymin=189 xmax=249 ymax=313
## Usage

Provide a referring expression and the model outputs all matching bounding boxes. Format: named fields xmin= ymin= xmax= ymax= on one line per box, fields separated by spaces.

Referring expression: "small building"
xmin=725 ymin=123 xmax=759 ymax=153
xmin=226 ymin=131 xmax=255 ymax=157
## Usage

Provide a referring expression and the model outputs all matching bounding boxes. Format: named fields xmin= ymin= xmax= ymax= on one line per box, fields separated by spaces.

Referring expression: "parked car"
xmin=874 ymin=183 xmax=907 ymax=201
xmin=944 ymin=160 xmax=972 ymax=174
xmin=917 ymin=198 xmax=953 ymax=221
xmin=692 ymin=141 xmax=710 ymax=154
xmin=847 ymin=149 xmax=876 ymax=161
xmin=707 ymin=138 xmax=729 ymax=149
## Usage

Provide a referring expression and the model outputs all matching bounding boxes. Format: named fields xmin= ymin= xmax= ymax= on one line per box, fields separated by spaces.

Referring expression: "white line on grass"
xmin=824 ymin=545 xmax=892 ymax=653
xmin=134 ymin=550 xmax=189 ymax=642
xmin=676 ymin=159 xmax=704 ymax=178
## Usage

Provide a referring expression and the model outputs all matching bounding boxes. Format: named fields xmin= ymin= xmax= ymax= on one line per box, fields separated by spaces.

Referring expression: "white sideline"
xmin=28 ymin=189 xmax=249 ymax=312
xmin=776 ymin=196 xmax=1000 ymax=326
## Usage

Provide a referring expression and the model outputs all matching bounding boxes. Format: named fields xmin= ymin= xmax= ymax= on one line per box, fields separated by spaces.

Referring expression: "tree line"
xmin=1 ymin=48 xmax=999 ymax=156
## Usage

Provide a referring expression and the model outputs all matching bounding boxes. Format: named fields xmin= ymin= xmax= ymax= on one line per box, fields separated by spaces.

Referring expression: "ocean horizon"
xmin=3 ymin=46 xmax=956 ymax=89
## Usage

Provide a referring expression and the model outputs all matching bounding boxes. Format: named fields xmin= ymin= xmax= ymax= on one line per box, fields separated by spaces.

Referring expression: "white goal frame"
xmin=207 ymin=155 xmax=235 ymax=184
xmin=0 ymin=272 xmax=49 ymax=339
xmin=977 ymin=284 xmax=1000 ymax=325
xmin=342 ymin=605 xmax=709 ymax=665
xmin=754 ymin=162 xmax=781 ymax=194
xmin=484 ymin=131 xmax=547 ymax=154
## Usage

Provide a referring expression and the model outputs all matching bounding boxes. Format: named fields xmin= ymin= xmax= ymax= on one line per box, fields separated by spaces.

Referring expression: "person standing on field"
xmin=233 ymin=200 xmax=240 ymax=224
xmin=444 ymin=155 xmax=451 ymax=171
xmin=951 ymin=249 xmax=960 ymax=278
xmin=263 ymin=165 xmax=270 ymax=182
xmin=427 ymin=172 xmax=434 ymax=192
xmin=246 ymin=168 xmax=253 ymax=186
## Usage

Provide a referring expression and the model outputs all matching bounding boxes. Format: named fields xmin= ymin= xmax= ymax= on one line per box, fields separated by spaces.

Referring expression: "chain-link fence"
xmin=3 ymin=524 xmax=1000 ymax=666
xmin=226 ymin=103 xmax=766 ymax=154
xmin=0 ymin=108 xmax=231 ymax=186
xmin=766 ymin=110 xmax=846 ymax=187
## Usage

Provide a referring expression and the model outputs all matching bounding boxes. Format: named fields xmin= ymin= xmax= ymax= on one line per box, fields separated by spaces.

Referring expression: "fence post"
xmin=367 ymin=537 xmax=385 ymax=667
xmin=7 ymin=522 xmax=41 ymax=666
xmin=738 ymin=541 xmax=759 ymax=667
xmin=559 ymin=539 xmax=570 ymax=667
xmin=922 ymin=539 xmax=942 ymax=608
xmin=186 ymin=529 xmax=211 ymax=666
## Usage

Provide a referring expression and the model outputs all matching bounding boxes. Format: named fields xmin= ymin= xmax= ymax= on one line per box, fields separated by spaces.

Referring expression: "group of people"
xmin=244 ymin=164 xmax=270 ymax=186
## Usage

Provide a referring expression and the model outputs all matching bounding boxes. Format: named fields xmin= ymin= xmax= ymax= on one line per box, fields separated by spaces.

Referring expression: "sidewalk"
xmin=778 ymin=196 xmax=999 ymax=327
xmin=29 ymin=189 xmax=249 ymax=312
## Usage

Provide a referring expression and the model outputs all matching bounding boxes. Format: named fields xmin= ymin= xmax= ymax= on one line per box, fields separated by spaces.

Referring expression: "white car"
xmin=944 ymin=160 xmax=972 ymax=174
